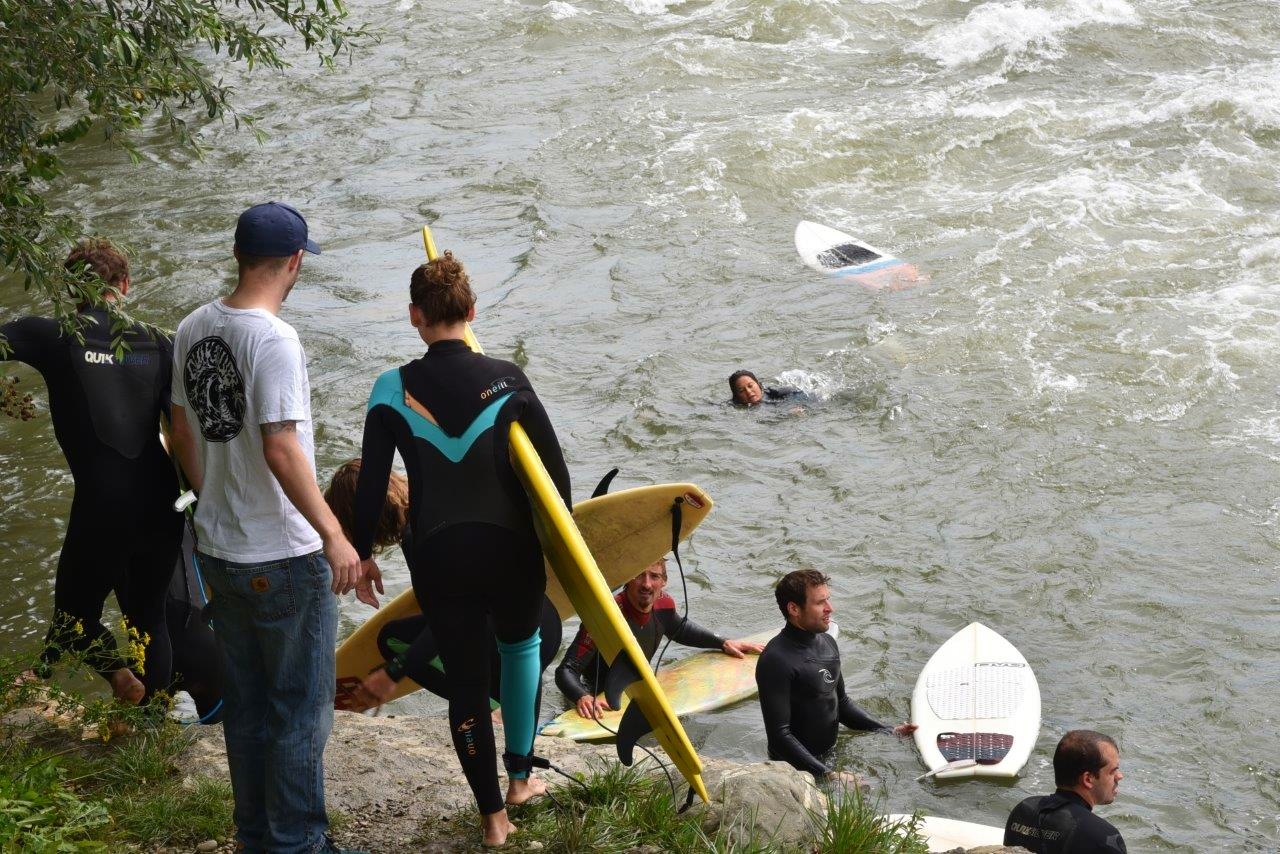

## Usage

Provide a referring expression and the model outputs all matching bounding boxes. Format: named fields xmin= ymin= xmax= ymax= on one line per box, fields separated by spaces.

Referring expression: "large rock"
xmin=699 ymin=759 xmax=826 ymax=851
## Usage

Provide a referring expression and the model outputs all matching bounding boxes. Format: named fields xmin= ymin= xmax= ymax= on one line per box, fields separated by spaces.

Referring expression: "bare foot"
xmin=505 ymin=775 xmax=547 ymax=806
xmin=11 ymin=669 xmax=41 ymax=688
xmin=109 ymin=668 xmax=144 ymax=705
xmin=481 ymin=809 xmax=517 ymax=848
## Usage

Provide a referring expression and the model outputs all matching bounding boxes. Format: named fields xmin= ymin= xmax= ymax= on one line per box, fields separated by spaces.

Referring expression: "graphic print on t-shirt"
xmin=184 ymin=336 xmax=245 ymax=442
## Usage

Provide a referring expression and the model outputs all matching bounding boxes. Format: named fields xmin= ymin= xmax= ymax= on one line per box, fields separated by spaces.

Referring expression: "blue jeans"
xmin=200 ymin=550 xmax=338 ymax=854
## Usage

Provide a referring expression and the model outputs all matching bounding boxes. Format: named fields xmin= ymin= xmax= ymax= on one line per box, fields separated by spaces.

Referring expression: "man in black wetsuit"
xmin=1004 ymin=729 xmax=1127 ymax=853
xmin=1 ymin=239 xmax=181 ymax=704
xmin=555 ymin=556 xmax=765 ymax=720
xmin=755 ymin=569 xmax=915 ymax=785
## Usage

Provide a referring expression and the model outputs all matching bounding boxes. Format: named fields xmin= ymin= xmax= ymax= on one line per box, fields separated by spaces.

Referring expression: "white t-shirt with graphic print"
xmin=171 ymin=299 xmax=323 ymax=563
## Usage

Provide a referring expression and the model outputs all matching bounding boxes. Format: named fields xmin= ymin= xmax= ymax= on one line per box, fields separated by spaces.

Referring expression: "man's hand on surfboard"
xmin=891 ymin=723 xmax=918 ymax=737
xmin=350 ymin=668 xmax=397 ymax=711
xmin=354 ymin=557 xmax=384 ymax=608
xmin=827 ymin=770 xmax=871 ymax=791
xmin=721 ymin=638 xmax=766 ymax=658
xmin=576 ymin=695 xmax=612 ymax=719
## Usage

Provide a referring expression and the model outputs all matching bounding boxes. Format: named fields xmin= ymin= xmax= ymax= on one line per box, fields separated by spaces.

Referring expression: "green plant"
xmin=108 ymin=777 xmax=233 ymax=845
xmin=516 ymin=761 xmax=774 ymax=854
xmin=0 ymin=747 xmax=110 ymax=852
xmin=0 ymin=0 xmax=369 ymax=356
xmin=810 ymin=784 xmax=930 ymax=854
xmin=1 ymin=647 xmax=232 ymax=849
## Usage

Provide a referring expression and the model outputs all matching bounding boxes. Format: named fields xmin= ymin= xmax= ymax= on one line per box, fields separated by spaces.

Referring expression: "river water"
xmin=3 ymin=0 xmax=1279 ymax=848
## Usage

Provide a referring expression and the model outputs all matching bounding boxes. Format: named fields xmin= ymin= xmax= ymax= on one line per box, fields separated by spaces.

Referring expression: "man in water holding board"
xmin=756 ymin=569 xmax=915 ymax=785
xmin=555 ymin=555 xmax=765 ymax=720
xmin=1004 ymin=729 xmax=1127 ymax=853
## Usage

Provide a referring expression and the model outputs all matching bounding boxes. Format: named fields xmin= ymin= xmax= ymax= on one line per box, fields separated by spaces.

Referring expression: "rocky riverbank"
xmin=163 ymin=711 xmax=1025 ymax=854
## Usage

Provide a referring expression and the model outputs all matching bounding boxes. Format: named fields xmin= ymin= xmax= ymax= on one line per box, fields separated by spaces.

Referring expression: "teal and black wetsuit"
xmin=352 ymin=338 xmax=570 ymax=816
xmin=755 ymin=623 xmax=889 ymax=778
xmin=1004 ymin=790 xmax=1127 ymax=853
xmin=1 ymin=309 xmax=181 ymax=700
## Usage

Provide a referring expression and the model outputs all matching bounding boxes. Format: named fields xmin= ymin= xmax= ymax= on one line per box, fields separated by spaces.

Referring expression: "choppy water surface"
xmin=3 ymin=0 xmax=1280 ymax=847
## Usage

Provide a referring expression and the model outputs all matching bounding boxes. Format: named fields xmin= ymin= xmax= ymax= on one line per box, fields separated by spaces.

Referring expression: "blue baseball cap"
xmin=234 ymin=202 xmax=321 ymax=257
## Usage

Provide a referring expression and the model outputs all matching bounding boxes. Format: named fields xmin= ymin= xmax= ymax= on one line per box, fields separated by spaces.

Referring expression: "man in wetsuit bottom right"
xmin=755 ymin=569 xmax=915 ymax=787
xmin=1005 ymin=729 xmax=1127 ymax=853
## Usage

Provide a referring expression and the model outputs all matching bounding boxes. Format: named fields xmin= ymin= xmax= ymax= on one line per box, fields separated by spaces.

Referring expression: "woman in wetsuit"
xmin=350 ymin=253 xmax=570 ymax=848
xmin=1 ymin=239 xmax=181 ymax=704
xmin=323 ymin=459 xmax=560 ymax=714
xmin=728 ymin=369 xmax=804 ymax=407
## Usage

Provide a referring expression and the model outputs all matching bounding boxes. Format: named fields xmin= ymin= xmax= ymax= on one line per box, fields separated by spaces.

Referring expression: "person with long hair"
xmin=324 ymin=459 xmax=560 ymax=715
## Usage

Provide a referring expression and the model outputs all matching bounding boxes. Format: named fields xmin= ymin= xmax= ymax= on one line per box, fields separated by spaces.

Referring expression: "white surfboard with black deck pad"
xmin=794 ymin=220 xmax=922 ymax=289
xmin=911 ymin=622 xmax=1040 ymax=780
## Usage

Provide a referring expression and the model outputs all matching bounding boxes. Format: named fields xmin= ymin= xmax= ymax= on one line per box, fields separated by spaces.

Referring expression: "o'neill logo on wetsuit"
xmin=818 ymin=668 xmax=836 ymax=684
xmin=184 ymin=336 xmax=246 ymax=443
xmin=457 ymin=716 xmax=478 ymax=756
xmin=480 ymin=378 xmax=515 ymax=401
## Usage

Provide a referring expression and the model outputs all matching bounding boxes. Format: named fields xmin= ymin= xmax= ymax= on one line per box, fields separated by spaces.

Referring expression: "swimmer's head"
xmin=65 ymin=238 xmax=129 ymax=296
xmin=324 ymin=458 xmax=408 ymax=553
xmin=729 ymin=370 xmax=764 ymax=406
xmin=410 ymin=250 xmax=475 ymax=326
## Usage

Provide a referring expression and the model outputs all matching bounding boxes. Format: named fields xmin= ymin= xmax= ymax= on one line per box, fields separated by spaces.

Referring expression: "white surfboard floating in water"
xmin=794 ymin=220 xmax=922 ymax=289
xmin=910 ymin=622 xmax=1041 ymax=780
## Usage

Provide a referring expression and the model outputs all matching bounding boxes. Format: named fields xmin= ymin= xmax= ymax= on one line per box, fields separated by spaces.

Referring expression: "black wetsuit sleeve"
xmin=0 ymin=316 xmax=56 ymax=368
xmin=756 ymin=649 xmax=831 ymax=778
xmin=378 ymin=614 xmax=452 ymax=699
xmin=157 ymin=331 xmax=174 ymax=419
xmin=656 ymin=609 xmax=725 ymax=650
xmin=516 ymin=384 xmax=572 ymax=508
xmin=554 ymin=626 xmax=596 ymax=702
xmin=836 ymin=674 xmax=889 ymax=732
xmin=352 ymin=403 xmax=399 ymax=560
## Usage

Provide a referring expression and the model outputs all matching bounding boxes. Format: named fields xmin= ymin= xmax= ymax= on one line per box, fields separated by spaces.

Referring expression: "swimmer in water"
xmin=728 ymin=370 xmax=805 ymax=407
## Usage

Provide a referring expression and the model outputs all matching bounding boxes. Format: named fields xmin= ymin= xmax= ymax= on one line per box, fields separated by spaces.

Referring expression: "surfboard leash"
xmin=575 ymin=493 xmax=691 ymax=812
xmin=653 ymin=496 xmax=689 ymax=676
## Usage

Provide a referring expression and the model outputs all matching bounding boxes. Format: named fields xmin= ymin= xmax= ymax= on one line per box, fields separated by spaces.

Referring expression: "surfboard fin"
xmin=616 ymin=694 xmax=655 ymax=766
xmin=603 ymin=654 xmax=642 ymax=709
xmin=591 ymin=468 xmax=620 ymax=498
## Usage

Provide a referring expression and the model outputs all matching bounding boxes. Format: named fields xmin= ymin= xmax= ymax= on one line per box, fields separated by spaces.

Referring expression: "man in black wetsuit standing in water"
xmin=1 ymin=239 xmax=180 ymax=705
xmin=756 ymin=569 xmax=915 ymax=785
xmin=1004 ymin=729 xmax=1127 ymax=853
xmin=556 ymin=556 xmax=765 ymax=720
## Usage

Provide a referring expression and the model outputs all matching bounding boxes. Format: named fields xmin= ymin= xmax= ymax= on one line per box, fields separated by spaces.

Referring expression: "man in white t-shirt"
xmin=169 ymin=202 xmax=378 ymax=854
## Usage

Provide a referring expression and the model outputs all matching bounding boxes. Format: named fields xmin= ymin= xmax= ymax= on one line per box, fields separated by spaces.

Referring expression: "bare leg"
xmin=481 ymin=808 xmax=518 ymax=848
xmin=505 ymin=775 xmax=547 ymax=806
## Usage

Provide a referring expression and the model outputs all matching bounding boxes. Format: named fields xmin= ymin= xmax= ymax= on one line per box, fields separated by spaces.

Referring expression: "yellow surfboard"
xmin=424 ymin=225 xmax=710 ymax=803
xmin=334 ymin=482 xmax=713 ymax=708
xmin=542 ymin=629 xmax=775 ymax=742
